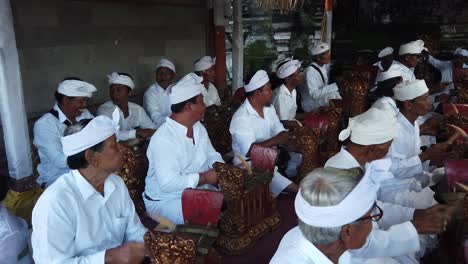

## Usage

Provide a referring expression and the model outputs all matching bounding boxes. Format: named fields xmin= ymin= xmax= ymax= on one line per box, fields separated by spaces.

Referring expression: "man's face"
xmin=317 ymin=51 xmax=331 ymax=65
xmin=110 ymin=84 xmax=130 ymax=105
xmin=410 ymin=92 xmax=432 ymax=116
xmin=202 ymin=66 xmax=216 ymax=83
xmin=156 ymin=67 xmax=175 ymax=89
xmin=92 ymin=135 xmax=123 ymax=173
xmin=381 ymin=55 xmax=394 ymax=71
xmin=288 ymin=69 xmax=304 ymax=86
xmin=188 ymin=94 xmax=206 ymax=121
xmin=367 ymin=140 xmax=393 ymax=162
xmin=404 ymin=54 xmax=420 ymax=68
xmin=63 ymin=96 xmax=89 ymax=119
xmin=258 ymin=82 xmax=273 ymax=106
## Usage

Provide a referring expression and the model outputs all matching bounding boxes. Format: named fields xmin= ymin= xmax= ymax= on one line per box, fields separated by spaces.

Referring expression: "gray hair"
xmin=298 ymin=167 xmax=363 ymax=245
xmin=63 ymin=119 xmax=92 ymax=137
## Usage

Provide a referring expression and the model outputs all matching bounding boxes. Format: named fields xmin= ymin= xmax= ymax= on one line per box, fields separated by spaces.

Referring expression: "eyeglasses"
xmin=355 ymin=203 xmax=384 ymax=222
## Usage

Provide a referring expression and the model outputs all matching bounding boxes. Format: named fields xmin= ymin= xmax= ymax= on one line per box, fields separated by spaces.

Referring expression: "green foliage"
xmin=244 ymin=40 xmax=276 ymax=77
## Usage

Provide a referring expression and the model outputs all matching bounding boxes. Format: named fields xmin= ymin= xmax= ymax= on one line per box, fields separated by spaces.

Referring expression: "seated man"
xmin=373 ymin=47 xmax=396 ymax=73
xmin=98 ymin=72 xmax=156 ymax=141
xmin=32 ymin=111 xmax=146 ymax=263
xmin=33 ymin=78 xmax=96 ymax=188
xmin=271 ymin=165 xmax=387 ymax=263
xmin=382 ymin=79 xmax=450 ymax=209
xmin=230 ymin=70 xmax=298 ymax=196
xmin=194 ymin=56 xmax=222 ymax=107
xmin=326 ymin=107 xmax=451 ymax=261
xmin=0 ymin=174 xmax=33 ymax=264
xmin=143 ymin=73 xmax=224 ymax=224
xmin=371 ymin=65 xmax=403 ymax=116
xmin=143 ymin=58 xmax=176 ymax=128
xmin=396 ymin=39 xmax=425 ymax=82
xmin=298 ymin=42 xmax=341 ymax=112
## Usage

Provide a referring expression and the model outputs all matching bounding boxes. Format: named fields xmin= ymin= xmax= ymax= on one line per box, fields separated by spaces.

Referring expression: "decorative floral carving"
xmin=144 ymin=230 xmax=197 ymax=264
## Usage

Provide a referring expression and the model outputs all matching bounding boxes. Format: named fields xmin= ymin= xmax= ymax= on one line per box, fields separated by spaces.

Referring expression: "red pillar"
xmin=214 ymin=25 xmax=227 ymax=98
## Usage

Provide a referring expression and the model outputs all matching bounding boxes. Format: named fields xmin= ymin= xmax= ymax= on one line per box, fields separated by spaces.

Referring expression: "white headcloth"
xmin=156 ymin=58 xmax=176 ymax=73
xmin=295 ymin=158 xmax=393 ymax=227
xmin=398 ymin=39 xmax=425 ymax=55
xmin=393 ymin=79 xmax=428 ymax=101
xmin=57 ymin=80 xmax=97 ymax=98
xmin=61 ymin=108 xmax=119 ymax=156
xmin=338 ymin=108 xmax=396 ymax=145
xmin=107 ymin=72 xmax=135 ymax=90
xmin=276 ymin=58 xmax=302 ymax=79
xmin=194 ymin=56 xmax=216 ymax=72
xmin=310 ymin=42 xmax=330 ymax=56
xmin=378 ymin=47 xmax=393 ymax=58
xmin=376 ymin=64 xmax=403 ymax=83
xmin=169 ymin=73 xmax=204 ymax=104
xmin=245 ymin=70 xmax=269 ymax=92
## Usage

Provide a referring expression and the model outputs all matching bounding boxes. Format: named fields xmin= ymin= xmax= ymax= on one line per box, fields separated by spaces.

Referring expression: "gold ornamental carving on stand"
xmin=287 ymin=125 xmax=321 ymax=183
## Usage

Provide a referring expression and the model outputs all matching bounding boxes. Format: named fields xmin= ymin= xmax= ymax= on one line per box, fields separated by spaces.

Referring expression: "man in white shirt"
xmin=382 ymin=80 xmax=450 ymax=209
xmin=298 ymin=42 xmax=341 ymax=112
xmin=33 ymin=78 xmax=96 ymax=188
xmin=143 ymin=73 xmax=224 ymax=225
xmin=396 ymin=40 xmax=425 ymax=82
xmin=143 ymin=58 xmax=176 ymax=128
xmin=32 ymin=111 xmax=147 ymax=264
xmin=0 ymin=175 xmax=33 ymax=264
xmin=325 ymin=107 xmax=451 ymax=262
xmin=271 ymin=163 xmax=390 ymax=264
xmin=194 ymin=56 xmax=222 ymax=107
xmin=373 ymin=47 xmax=396 ymax=73
xmin=371 ymin=65 xmax=403 ymax=116
xmin=230 ymin=70 xmax=298 ymax=197
xmin=98 ymin=72 xmax=156 ymax=141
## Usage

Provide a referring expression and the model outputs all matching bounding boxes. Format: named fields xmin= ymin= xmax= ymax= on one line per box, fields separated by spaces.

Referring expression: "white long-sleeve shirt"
xmin=270 ymin=226 xmax=400 ymax=264
xmin=33 ymin=103 xmax=93 ymax=187
xmin=202 ymin=82 xmax=221 ymax=107
xmin=324 ymin=148 xmax=419 ymax=262
xmin=394 ymin=61 xmax=416 ymax=82
xmin=97 ymin=101 xmax=156 ymax=141
xmin=144 ymin=117 xmax=223 ymax=201
xmin=272 ymin=84 xmax=297 ymax=121
xmin=143 ymin=83 xmax=172 ymax=128
xmin=31 ymin=170 xmax=146 ymax=264
xmin=0 ymin=206 xmax=33 ymax=264
xmin=298 ymin=62 xmax=341 ymax=112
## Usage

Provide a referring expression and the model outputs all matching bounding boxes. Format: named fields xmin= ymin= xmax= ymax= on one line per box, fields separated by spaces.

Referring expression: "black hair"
xmin=0 ymin=173 xmax=8 ymax=201
xmin=375 ymin=76 xmax=402 ymax=98
xmin=66 ymin=119 xmax=106 ymax=170
xmin=170 ymin=95 xmax=199 ymax=113
xmin=396 ymin=98 xmax=416 ymax=109
xmin=55 ymin=76 xmax=83 ymax=103
xmin=117 ymin=72 xmax=134 ymax=80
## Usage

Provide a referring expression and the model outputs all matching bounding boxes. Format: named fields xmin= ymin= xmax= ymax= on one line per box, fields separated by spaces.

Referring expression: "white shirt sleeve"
xmin=201 ymin=128 xmax=224 ymax=168
xmin=230 ymin=116 xmax=259 ymax=157
xmin=32 ymin=196 xmax=106 ymax=264
xmin=33 ymin=118 xmax=68 ymax=173
xmin=377 ymin=201 xmax=415 ymax=229
xmin=350 ymin=222 xmax=420 ymax=259
xmin=211 ymin=85 xmax=222 ymax=106
xmin=144 ymin=88 xmax=168 ymax=128
xmin=427 ymin=55 xmax=447 ymax=70
xmin=272 ymin=92 xmax=291 ymax=121
xmin=119 ymin=178 xmax=147 ymax=243
xmin=136 ymin=106 xmax=157 ymax=130
xmin=269 ymin=108 xmax=287 ymax=136
xmin=148 ymin=138 xmax=200 ymax=193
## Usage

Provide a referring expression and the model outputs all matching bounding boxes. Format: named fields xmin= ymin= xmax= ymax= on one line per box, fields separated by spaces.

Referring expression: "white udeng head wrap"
xmin=378 ymin=47 xmax=393 ymax=58
xmin=453 ymin=48 xmax=468 ymax=57
xmin=61 ymin=109 xmax=119 ymax=156
xmin=107 ymin=72 xmax=135 ymax=90
xmin=393 ymin=79 xmax=429 ymax=101
xmin=276 ymin=58 xmax=302 ymax=79
xmin=339 ymin=108 xmax=396 ymax=145
xmin=375 ymin=65 xmax=403 ymax=83
xmin=156 ymin=58 xmax=176 ymax=73
xmin=245 ymin=70 xmax=269 ymax=92
xmin=57 ymin=80 xmax=97 ymax=98
xmin=310 ymin=42 xmax=330 ymax=56
xmin=398 ymin=39 xmax=425 ymax=55
xmin=194 ymin=56 xmax=216 ymax=72
xmin=295 ymin=158 xmax=393 ymax=228
xmin=169 ymin=73 xmax=204 ymax=105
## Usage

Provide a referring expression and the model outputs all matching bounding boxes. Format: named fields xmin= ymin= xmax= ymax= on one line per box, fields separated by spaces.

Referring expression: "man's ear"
xmin=339 ymin=224 xmax=353 ymax=246
xmin=84 ymin=149 xmax=98 ymax=167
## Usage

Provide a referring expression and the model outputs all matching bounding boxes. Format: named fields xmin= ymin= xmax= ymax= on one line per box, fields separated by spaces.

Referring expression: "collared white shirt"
xmin=229 ymin=99 xmax=286 ymax=165
xmin=270 ymin=226 xmax=390 ymax=264
xmin=202 ymin=82 xmax=222 ymax=107
xmin=0 ymin=205 xmax=33 ymax=264
xmin=394 ymin=61 xmax=416 ymax=82
xmin=31 ymin=170 xmax=146 ymax=264
xmin=325 ymin=148 xmax=419 ymax=262
xmin=143 ymin=82 xmax=172 ymax=128
xmin=371 ymin=97 xmax=399 ymax=117
xmin=272 ymin=84 xmax=297 ymax=121
xmin=144 ymin=117 xmax=223 ymax=201
xmin=298 ymin=62 xmax=341 ymax=112
xmin=97 ymin=101 xmax=156 ymax=141
xmin=33 ymin=103 xmax=94 ymax=187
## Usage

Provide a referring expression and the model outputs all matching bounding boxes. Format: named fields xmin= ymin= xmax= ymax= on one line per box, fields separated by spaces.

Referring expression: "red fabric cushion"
xmin=251 ymin=145 xmax=279 ymax=173
xmin=444 ymin=159 xmax=468 ymax=190
xmin=182 ymin=189 xmax=224 ymax=226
